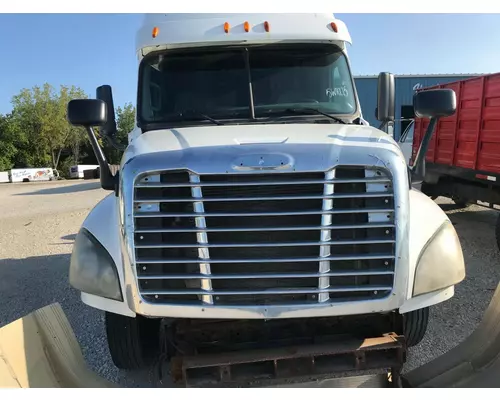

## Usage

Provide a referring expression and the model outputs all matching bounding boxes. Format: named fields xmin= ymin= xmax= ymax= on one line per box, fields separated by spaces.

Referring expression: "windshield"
xmin=138 ymin=44 xmax=357 ymax=126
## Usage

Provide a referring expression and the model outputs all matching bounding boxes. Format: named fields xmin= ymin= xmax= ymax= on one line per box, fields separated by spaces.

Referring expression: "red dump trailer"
xmin=412 ymin=72 xmax=500 ymax=247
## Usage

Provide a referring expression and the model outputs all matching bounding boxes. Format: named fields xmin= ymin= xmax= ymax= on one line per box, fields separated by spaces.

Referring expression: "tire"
xmin=105 ymin=312 xmax=161 ymax=370
xmin=452 ymin=196 xmax=469 ymax=209
xmin=403 ymin=307 xmax=430 ymax=347
xmin=495 ymin=214 xmax=500 ymax=253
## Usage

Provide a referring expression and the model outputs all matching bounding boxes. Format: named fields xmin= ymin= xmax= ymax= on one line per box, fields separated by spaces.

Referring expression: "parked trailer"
xmin=412 ymin=72 xmax=500 ymax=248
xmin=69 ymin=165 xmax=99 ymax=179
xmin=0 ymin=171 xmax=9 ymax=183
xmin=9 ymin=168 xmax=56 ymax=183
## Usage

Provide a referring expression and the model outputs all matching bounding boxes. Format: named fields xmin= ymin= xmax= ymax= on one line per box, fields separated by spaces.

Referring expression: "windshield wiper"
xmin=261 ymin=107 xmax=347 ymax=124
xmin=287 ymin=108 xmax=347 ymax=124
xmin=169 ymin=110 xmax=224 ymax=126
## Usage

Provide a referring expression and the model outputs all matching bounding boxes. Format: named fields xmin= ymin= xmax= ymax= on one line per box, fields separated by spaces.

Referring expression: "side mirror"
xmin=377 ymin=72 xmax=395 ymax=122
xmin=67 ymin=99 xmax=107 ymax=127
xmin=410 ymin=88 xmax=457 ymax=183
xmin=96 ymin=85 xmax=117 ymax=137
xmin=413 ymin=88 xmax=457 ymax=119
xmin=67 ymin=99 xmax=116 ymax=193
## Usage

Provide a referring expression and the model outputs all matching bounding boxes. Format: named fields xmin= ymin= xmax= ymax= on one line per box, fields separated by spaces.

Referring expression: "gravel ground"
xmin=0 ymin=179 xmax=499 ymax=386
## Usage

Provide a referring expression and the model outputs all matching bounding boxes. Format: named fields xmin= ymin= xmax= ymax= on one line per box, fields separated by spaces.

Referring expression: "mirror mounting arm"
xmin=410 ymin=116 xmax=439 ymax=184
xmin=85 ymin=126 xmax=118 ymax=194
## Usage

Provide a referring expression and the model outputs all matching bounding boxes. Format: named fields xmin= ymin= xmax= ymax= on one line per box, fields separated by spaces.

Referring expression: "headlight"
xmin=413 ymin=220 xmax=465 ymax=296
xmin=69 ymin=228 xmax=123 ymax=301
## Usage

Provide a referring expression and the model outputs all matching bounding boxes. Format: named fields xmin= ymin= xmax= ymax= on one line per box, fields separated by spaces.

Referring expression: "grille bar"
xmin=135 ymin=177 xmax=391 ymax=188
xmin=134 ymin=208 xmax=394 ymax=218
xmin=135 ymin=192 xmax=393 ymax=202
xmin=141 ymin=286 xmax=393 ymax=296
xmin=190 ymin=173 xmax=213 ymax=304
xmin=319 ymin=169 xmax=335 ymax=303
xmin=135 ymin=222 xmax=395 ymax=234
xmin=135 ymin=239 xmax=396 ymax=249
xmin=136 ymin=254 xmax=395 ymax=264
xmin=137 ymin=270 xmax=395 ymax=280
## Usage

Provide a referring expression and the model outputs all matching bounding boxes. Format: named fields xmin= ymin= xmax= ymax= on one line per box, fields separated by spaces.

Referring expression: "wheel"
xmin=105 ymin=312 xmax=161 ymax=370
xmin=420 ymin=182 xmax=438 ymax=201
xmin=403 ymin=307 xmax=429 ymax=347
xmin=452 ymin=195 xmax=469 ymax=209
xmin=495 ymin=214 xmax=500 ymax=253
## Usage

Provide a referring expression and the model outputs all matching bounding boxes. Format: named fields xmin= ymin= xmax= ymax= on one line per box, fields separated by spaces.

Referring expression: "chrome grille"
xmin=133 ymin=167 xmax=396 ymax=306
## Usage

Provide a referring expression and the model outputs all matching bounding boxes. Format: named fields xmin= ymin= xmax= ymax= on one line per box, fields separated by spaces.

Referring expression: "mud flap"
xmin=0 ymin=303 xmax=115 ymax=388
xmin=404 ymin=281 xmax=500 ymax=387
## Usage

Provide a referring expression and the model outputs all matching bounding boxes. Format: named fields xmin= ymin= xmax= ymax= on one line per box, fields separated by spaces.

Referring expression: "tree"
xmin=0 ymin=114 xmax=19 ymax=171
xmin=10 ymin=83 xmax=88 ymax=170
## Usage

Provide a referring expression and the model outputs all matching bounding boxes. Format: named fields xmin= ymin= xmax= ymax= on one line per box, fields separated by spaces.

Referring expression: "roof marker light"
xmin=152 ymin=26 xmax=159 ymax=38
xmin=330 ymin=22 xmax=338 ymax=33
xmin=224 ymin=22 xmax=230 ymax=33
xmin=244 ymin=21 xmax=250 ymax=32
xmin=264 ymin=21 xmax=270 ymax=32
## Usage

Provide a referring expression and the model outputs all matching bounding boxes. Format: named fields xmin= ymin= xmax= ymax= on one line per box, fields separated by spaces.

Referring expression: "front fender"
xmin=398 ymin=189 xmax=463 ymax=313
xmin=77 ymin=193 xmax=135 ymax=317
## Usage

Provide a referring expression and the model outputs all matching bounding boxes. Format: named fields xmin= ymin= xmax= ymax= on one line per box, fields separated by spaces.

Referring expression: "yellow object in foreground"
xmin=0 ymin=303 xmax=114 ymax=388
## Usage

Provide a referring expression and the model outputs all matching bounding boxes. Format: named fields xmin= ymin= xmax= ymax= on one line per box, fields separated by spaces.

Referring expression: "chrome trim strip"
xmin=136 ymin=254 xmax=395 ymax=264
xmin=135 ymin=239 xmax=396 ymax=249
xmin=134 ymin=192 xmax=394 ymax=202
xmin=137 ymin=270 xmax=395 ymax=280
xmin=135 ymin=222 xmax=395 ymax=234
xmin=189 ymin=173 xmax=213 ymax=305
xmin=318 ymin=169 xmax=335 ymax=303
xmin=135 ymin=177 xmax=391 ymax=188
xmin=141 ymin=286 xmax=394 ymax=296
xmin=134 ymin=208 xmax=394 ymax=218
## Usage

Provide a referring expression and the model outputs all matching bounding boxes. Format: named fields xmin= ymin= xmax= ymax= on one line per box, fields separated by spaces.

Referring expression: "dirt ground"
xmin=1 ymin=179 xmax=499 ymax=387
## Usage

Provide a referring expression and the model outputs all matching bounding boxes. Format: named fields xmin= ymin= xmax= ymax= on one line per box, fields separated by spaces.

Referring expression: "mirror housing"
xmin=96 ymin=85 xmax=117 ymax=137
xmin=413 ymin=88 xmax=457 ymax=119
xmin=377 ymin=72 xmax=395 ymax=122
xmin=67 ymin=99 xmax=107 ymax=127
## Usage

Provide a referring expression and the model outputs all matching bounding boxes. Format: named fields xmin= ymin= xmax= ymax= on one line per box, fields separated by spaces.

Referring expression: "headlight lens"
xmin=413 ymin=220 xmax=465 ymax=296
xmin=69 ymin=228 xmax=123 ymax=301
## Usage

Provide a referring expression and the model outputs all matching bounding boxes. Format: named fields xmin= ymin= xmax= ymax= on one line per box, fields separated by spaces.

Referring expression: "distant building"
xmin=354 ymin=74 xmax=480 ymax=140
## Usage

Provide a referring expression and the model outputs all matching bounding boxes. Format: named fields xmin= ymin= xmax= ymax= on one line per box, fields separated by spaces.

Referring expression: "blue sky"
xmin=1 ymin=13 xmax=499 ymax=114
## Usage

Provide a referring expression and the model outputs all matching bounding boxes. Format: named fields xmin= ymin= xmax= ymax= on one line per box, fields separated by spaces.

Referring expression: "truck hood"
xmin=125 ymin=123 xmax=400 ymax=159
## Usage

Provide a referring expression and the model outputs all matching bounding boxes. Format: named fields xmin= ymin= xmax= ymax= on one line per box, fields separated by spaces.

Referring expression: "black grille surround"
xmin=133 ymin=167 xmax=396 ymax=306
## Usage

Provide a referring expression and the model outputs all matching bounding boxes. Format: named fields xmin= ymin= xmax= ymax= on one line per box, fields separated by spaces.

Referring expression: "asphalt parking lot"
xmin=1 ymin=179 xmax=499 ymax=387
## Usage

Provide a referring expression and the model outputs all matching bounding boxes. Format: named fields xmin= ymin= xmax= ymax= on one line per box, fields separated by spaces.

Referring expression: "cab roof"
xmin=136 ymin=13 xmax=351 ymax=59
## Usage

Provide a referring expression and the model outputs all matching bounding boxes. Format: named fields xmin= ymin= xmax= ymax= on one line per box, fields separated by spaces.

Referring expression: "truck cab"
xmin=66 ymin=13 xmax=465 ymax=383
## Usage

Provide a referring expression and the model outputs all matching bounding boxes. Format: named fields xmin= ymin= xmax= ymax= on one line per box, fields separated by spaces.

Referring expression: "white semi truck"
xmin=67 ymin=13 xmax=465 ymax=386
